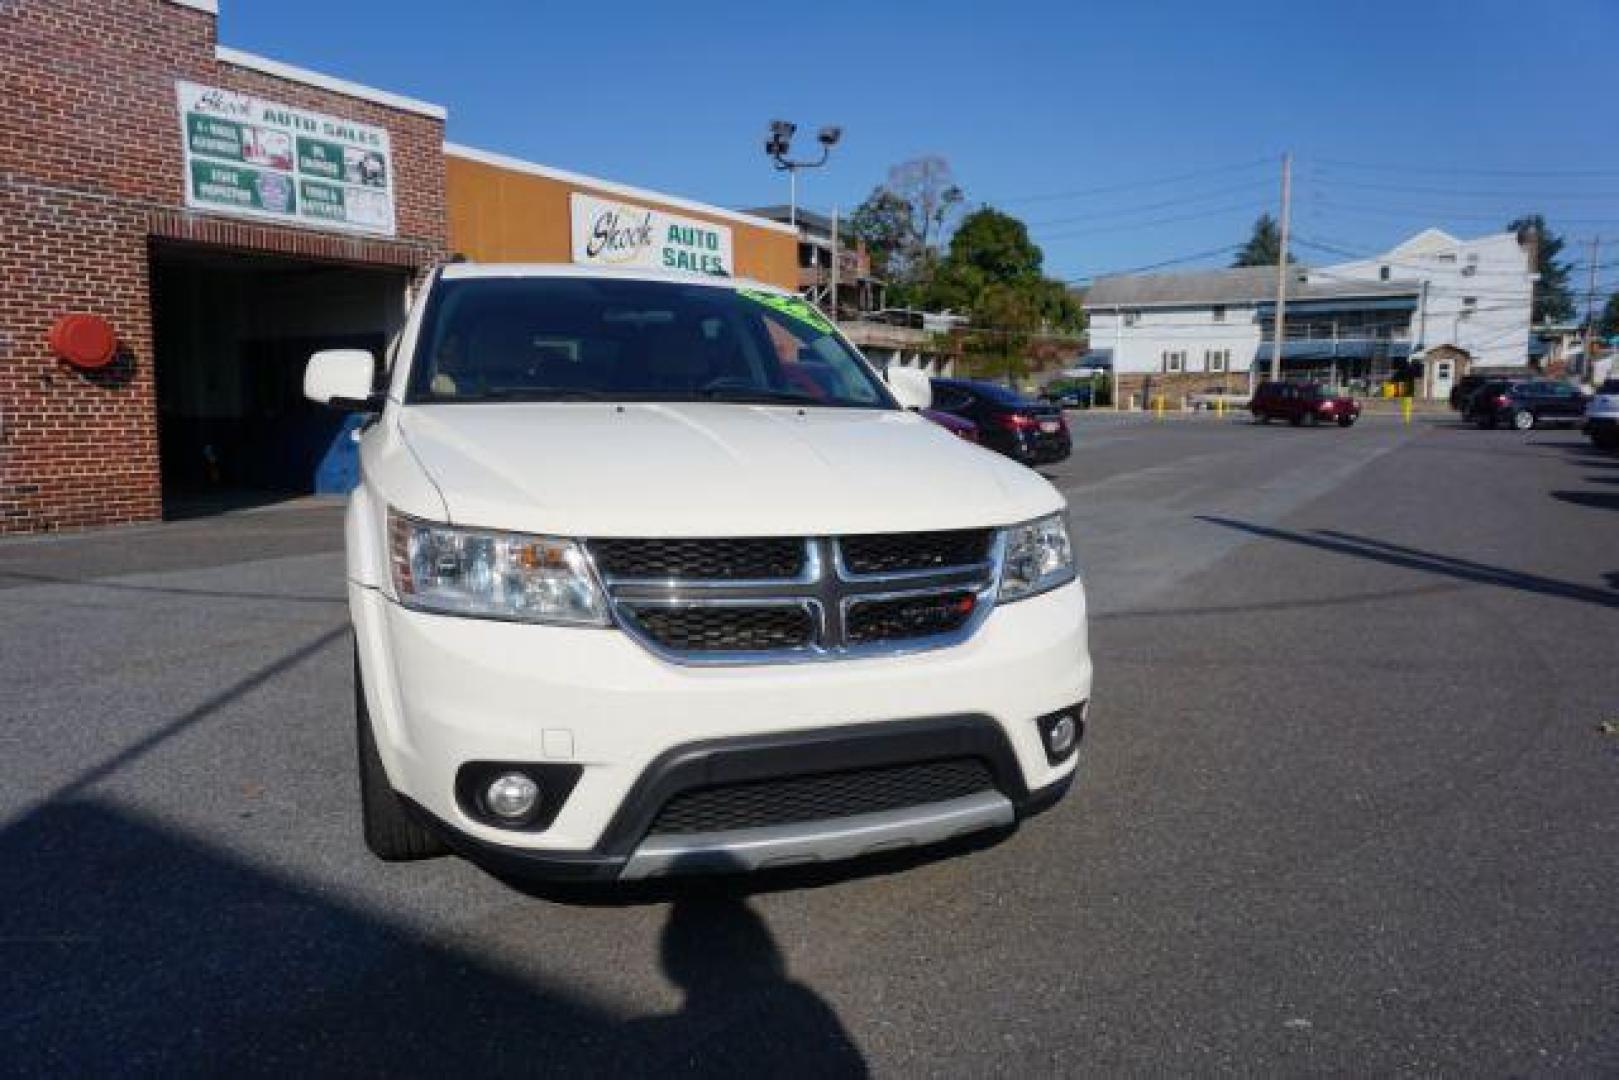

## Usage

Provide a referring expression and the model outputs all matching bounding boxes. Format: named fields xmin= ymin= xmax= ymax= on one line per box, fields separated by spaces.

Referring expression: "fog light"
xmin=1036 ymin=703 xmax=1086 ymax=764
xmin=1047 ymin=715 xmax=1077 ymax=755
xmin=486 ymin=772 xmax=540 ymax=820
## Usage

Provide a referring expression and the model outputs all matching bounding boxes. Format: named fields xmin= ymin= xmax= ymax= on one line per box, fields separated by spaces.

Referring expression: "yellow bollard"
xmin=1154 ymin=395 xmax=1164 ymax=419
xmin=1401 ymin=396 xmax=1412 ymax=426
xmin=1217 ymin=397 xmax=1226 ymax=419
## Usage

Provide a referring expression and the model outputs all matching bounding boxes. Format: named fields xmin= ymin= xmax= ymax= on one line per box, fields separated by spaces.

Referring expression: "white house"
xmin=1084 ymin=228 xmax=1534 ymax=403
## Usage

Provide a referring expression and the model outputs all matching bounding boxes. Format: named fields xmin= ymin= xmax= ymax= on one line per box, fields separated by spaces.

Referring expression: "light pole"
xmin=764 ymin=120 xmax=841 ymax=229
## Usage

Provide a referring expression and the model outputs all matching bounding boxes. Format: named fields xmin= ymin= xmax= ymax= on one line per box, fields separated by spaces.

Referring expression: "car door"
xmin=1548 ymin=382 xmax=1583 ymax=418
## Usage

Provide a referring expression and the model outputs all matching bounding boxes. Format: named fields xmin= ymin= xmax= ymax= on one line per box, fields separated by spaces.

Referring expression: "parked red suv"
xmin=1250 ymin=381 xmax=1361 ymax=427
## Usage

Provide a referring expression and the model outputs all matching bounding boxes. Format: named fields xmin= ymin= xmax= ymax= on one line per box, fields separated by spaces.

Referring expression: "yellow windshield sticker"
xmin=737 ymin=288 xmax=836 ymax=335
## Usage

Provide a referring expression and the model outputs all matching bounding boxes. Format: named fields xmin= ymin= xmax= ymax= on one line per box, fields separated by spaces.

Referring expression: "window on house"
xmin=1438 ymin=253 xmax=1457 ymax=263
xmin=1162 ymin=350 xmax=1185 ymax=373
xmin=1379 ymin=265 xmax=1390 ymax=281
xmin=1206 ymin=349 xmax=1229 ymax=373
xmin=1123 ymin=310 xmax=1139 ymax=327
xmin=1211 ymin=305 xmax=1226 ymax=323
xmin=1463 ymin=296 xmax=1477 ymax=307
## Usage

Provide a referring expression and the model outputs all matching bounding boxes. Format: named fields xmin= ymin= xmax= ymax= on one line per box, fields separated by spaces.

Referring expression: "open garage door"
xmin=150 ymin=243 xmax=408 ymax=516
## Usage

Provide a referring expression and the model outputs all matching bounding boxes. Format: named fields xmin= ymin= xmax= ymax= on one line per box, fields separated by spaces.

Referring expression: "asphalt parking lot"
xmin=2 ymin=412 xmax=1616 ymax=1075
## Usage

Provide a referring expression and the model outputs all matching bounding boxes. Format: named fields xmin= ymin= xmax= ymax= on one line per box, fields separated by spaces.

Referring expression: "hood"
xmin=396 ymin=402 xmax=1061 ymax=537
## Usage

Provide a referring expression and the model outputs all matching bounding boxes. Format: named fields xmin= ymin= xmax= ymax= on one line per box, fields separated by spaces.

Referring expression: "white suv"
xmin=305 ymin=264 xmax=1092 ymax=880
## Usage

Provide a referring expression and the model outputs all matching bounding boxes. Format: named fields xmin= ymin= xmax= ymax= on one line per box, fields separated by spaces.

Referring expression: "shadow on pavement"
xmin=0 ymin=800 xmax=868 ymax=1074
xmin=623 ymin=895 xmax=869 ymax=1075
xmin=1198 ymin=517 xmax=1619 ymax=609
xmin=1551 ymin=490 xmax=1619 ymax=512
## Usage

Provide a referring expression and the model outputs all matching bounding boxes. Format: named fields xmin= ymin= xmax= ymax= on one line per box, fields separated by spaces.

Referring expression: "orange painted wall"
xmin=445 ymin=153 xmax=798 ymax=289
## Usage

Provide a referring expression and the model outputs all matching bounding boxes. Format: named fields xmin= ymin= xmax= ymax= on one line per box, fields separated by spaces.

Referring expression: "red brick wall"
xmin=0 ymin=0 xmax=446 ymax=532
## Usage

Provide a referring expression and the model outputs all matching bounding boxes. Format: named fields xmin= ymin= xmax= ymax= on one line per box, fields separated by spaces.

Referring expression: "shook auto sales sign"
xmin=176 ymin=81 xmax=396 ymax=236
xmin=570 ymin=193 xmax=733 ymax=276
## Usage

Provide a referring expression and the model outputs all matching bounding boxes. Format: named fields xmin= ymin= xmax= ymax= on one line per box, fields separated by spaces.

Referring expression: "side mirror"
xmin=305 ymin=349 xmax=379 ymax=411
xmin=886 ymin=365 xmax=933 ymax=411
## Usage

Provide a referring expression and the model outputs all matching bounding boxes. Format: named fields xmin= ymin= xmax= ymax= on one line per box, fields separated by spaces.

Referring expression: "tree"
xmin=886 ymin=156 xmax=965 ymax=257
xmin=1509 ymin=214 xmax=1575 ymax=324
xmin=846 ymin=189 xmax=910 ymax=279
xmin=847 ymin=156 xmax=964 ymax=286
xmin=946 ymin=207 xmax=1045 ymax=282
xmin=1232 ymin=213 xmax=1291 ymax=267
xmin=1599 ymin=291 xmax=1619 ymax=338
xmin=958 ymin=282 xmax=1040 ymax=382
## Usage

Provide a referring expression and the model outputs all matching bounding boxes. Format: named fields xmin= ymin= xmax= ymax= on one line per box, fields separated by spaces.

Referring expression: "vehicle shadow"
xmin=0 ymin=800 xmax=869 ymax=1075
xmin=1197 ymin=517 xmax=1619 ymax=609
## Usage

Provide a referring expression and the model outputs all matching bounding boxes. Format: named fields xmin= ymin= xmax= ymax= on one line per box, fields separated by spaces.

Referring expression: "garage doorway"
xmin=149 ymin=243 xmax=409 ymax=517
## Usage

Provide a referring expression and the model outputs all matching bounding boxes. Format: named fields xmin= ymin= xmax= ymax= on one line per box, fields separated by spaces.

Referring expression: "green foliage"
xmin=1509 ymin=214 xmax=1575 ymax=323
xmin=847 ymin=157 xmax=964 ymax=286
xmin=847 ymin=189 xmax=910 ymax=279
xmin=1232 ymin=213 xmax=1291 ymax=267
xmin=948 ymin=207 xmax=1046 ymax=282
xmin=854 ymin=165 xmax=1083 ymax=381
xmin=1600 ymin=291 xmax=1619 ymax=338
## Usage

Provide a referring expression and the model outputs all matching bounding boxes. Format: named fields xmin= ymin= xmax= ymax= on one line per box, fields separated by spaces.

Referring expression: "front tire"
xmin=1512 ymin=409 xmax=1535 ymax=431
xmin=1338 ymin=415 xmax=1355 ymax=428
xmin=356 ymin=646 xmax=446 ymax=862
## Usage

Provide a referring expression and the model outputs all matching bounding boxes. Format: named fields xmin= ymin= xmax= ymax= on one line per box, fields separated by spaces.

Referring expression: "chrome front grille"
xmin=588 ymin=532 xmax=1003 ymax=665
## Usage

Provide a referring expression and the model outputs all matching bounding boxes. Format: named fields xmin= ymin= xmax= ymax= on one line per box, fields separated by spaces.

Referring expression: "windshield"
xmin=407 ymin=277 xmax=893 ymax=408
xmin=961 ymin=381 xmax=1038 ymax=407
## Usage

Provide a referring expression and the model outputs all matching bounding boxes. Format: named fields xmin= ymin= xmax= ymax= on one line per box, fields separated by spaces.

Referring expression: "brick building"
xmin=0 ymin=0 xmax=800 ymax=534
xmin=0 ymin=0 xmax=446 ymax=532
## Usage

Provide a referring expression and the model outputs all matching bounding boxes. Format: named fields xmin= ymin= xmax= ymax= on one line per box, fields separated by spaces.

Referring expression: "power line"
xmin=995 ymin=157 xmax=1273 ymax=207
xmin=1303 ymin=174 xmax=1619 ymax=200
xmin=1059 ymin=243 xmax=1244 ymax=284
xmin=1028 ymin=179 xmax=1273 ymax=229
xmin=1308 ymin=157 xmax=1619 ymax=179
xmin=1305 ymin=199 xmax=1619 ymax=226
xmin=1035 ymin=200 xmax=1267 ymax=241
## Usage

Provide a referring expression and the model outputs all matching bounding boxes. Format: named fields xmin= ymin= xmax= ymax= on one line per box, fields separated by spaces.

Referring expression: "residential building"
xmin=1084 ymin=229 xmax=1534 ymax=405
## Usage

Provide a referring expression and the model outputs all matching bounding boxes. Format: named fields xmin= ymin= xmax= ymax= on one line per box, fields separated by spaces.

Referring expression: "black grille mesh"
xmin=628 ymin=605 xmax=814 ymax=652
xmin=840 ymin=529 xmax=993 ymax=575
xmin=648 ymin=757 xmax=996 ymax=835
xmin=847 ymin=591 xmax=978 ymax=643
xmin=590 ymin=537 xmax=805 ymax=581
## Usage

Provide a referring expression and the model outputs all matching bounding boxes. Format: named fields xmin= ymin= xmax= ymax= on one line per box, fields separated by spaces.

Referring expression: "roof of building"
xmin=1084 ymin=265 xmax=1421 ymax=309
xmin=445 ymin=145 xmax=797 ymax=235
xmin=742 ymin=205 xmax=837 ymax=236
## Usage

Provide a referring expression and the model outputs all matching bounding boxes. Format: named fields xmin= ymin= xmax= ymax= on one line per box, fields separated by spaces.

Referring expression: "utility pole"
xmin=1583 ymin=236 xmax=1600 ymax=380
xmin=829 ymin=205 xmax=840 ymax=322
xmin=1270 ymin=152 xmax=1292 ymax=383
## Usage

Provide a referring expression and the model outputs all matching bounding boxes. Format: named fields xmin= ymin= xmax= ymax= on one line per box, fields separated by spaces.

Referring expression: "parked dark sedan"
xmin=921 ymin=407 xmax=980 ymax=444
xmin=1465 ymin=379 xmax=1589 ymax=430
xmin=930 ymin=378 xmax=1071 ymax=465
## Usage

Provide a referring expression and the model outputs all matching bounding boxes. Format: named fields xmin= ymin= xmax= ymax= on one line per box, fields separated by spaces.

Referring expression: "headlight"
xmin=998 ymin=512 xmax=1076 ymax=602
xmin=387 ymin=510 xmax=608 ymax=625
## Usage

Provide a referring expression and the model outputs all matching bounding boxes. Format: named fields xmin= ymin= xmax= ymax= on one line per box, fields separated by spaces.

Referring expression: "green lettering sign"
xmin=296 ymin=136 xmax=344 ymax=179
xmin=186 ymin=113 xmax=244 ymax=161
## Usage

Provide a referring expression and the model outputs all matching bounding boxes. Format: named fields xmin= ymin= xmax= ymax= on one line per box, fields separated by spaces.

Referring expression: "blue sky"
xmin=222 ymin=0 xmax=1619 ymax=287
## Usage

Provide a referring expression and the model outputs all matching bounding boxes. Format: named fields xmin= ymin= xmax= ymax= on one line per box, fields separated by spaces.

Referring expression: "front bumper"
xmin=350 ymin=576 xmax=1091 ymax=878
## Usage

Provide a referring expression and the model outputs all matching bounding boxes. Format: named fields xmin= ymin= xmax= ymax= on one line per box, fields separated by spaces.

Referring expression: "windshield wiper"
xmin=694 ymin=386 xmax=827 ymax=406
xmin=431 ymin=387 xmax=613 ymax=402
